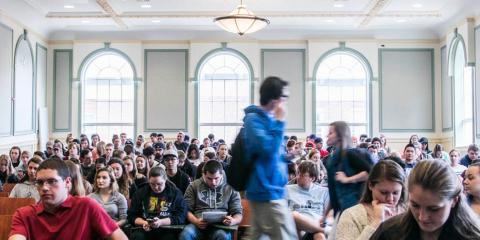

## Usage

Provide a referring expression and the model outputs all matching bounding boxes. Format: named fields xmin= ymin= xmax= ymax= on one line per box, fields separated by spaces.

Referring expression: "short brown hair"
xmin=297 ymin=161 xmax=319 ymax=181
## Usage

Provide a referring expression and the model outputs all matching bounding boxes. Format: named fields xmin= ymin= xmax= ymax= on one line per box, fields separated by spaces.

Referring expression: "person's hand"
xmin=150 ymin=217 xmax=161 ymax=229
xmin=194 ymin=218 xmax=208 ymax=229
xmin=335 ymin=171 xmax=350 ymax=183
xmin=222 ymin=215 xmax=235 ymax=226
xmin=142 ymin=221 xmax=151 ymax=232
xmin=274 ymin=101 xmax=286 ymax=121
xmin=371 ymin=200 xmax=395 ymax=227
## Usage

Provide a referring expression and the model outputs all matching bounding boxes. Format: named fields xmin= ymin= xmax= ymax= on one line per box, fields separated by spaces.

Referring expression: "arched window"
xmin=197 ymin=51 xmax=251 ymax=144
xmin=314 ymin=51 xmax=370 ymax=137
xmin=451 ymin=37 xmax=472 ymax=147
xmin=81 ymin=53 xmax=135 ymax=139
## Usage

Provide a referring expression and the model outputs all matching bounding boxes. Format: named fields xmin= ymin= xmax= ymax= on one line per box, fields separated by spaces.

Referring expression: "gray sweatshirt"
xmin=9 ymin=181 xmax=40 ymax=202
xmin=184 ymin=175 xmax=242 ymax=219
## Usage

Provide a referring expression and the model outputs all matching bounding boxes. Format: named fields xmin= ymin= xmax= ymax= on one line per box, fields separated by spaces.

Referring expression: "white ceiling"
xmin=0 ymin=0 xmax=479 ymax=40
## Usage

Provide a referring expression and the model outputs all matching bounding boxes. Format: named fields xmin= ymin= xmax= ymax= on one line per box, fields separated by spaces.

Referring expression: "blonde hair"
xmin=0 ymin=154 xmax=15 ymax=176
xmin=93 ymin=167 xmax=119 ymax=193
xmin=65 ymin=160 xmax=86 ymax=197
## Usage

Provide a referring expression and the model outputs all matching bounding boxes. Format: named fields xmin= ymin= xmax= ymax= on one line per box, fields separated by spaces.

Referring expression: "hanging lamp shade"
xmin=214 ymin=4 xmax=270 ymax=35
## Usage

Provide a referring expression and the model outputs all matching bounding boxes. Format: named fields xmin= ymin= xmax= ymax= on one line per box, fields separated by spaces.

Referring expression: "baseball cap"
xmin=163 ymin=149 xmax=178 ymax=158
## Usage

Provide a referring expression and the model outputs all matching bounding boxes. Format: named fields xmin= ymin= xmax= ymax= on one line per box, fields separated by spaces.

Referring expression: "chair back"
xmin=0 ymin=197 xmax=35 ymax=215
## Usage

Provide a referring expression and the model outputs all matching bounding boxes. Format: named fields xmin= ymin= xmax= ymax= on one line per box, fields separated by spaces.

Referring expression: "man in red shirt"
xmin=9 ymin=158 xmax=128 ymax=240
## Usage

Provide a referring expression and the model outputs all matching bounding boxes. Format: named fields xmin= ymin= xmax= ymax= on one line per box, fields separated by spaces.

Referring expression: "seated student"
xmin=449 ymin=149 xmax=467 ymax=176
xmin=163 ymin=149 xmax=190 ymax=194
xmin=128 ymin=167 xmax=187 ymax=240
xmin=335 ymin=160 xmax=407 ymax=240
xmin=402 ymin=144 xmax=418 ymax=177
xmin=285 ymin=161 xmax=329 ymax=240
xmin=65 ymin=160 xmax=91 ymax=196
xmin=9 ymin=157 xmax=42 ymax=202
xmin=371 ymin=160 xmax=480 ymax=240
xmin=8 ymin=158 xmax=128 ymax=240
xmin=178 ymin=150 xmax=196 ymax=181
xmin=135 ymin=155 xmax=150 ymax=185
xmin=180 ymin=160 xmax=243 ymax=240
xmin=108 ymin=158 xmax=132 ymax=199
xmin=89 ymin=168 xmax=128 ymax=227
xmin=460 ymin=144 xmax=479 ymax=167
xmin=80 ymin=149 xmax=95 ymax=179
xmin=0 ymin=154 xmax=18 ymax=184
xmin=463 ymin=162 xmax=480 ymax=215
xmin=195 ymin=151 xmax=216 ymax=180
xmin=87 ymin=157 xmax=107 ymax=184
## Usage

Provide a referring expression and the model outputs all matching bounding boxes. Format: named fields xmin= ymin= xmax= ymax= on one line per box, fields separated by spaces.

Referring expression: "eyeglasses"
xmin=35 ymin=178 xmax=62 ymax=187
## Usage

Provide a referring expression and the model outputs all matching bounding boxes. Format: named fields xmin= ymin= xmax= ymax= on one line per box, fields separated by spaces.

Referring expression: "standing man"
xmin=243 ymin=76 xmax=296 ymax=239
xmin=8 ymin=158 xmax=127 ymax=240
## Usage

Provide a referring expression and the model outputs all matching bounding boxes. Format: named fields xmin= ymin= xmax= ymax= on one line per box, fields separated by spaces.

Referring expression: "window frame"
xmin=78 ymin=48 xmax=138 ymax=138
xmin=312 ymin=47 xmax=373 ymax=139
xmin=195 ymin=48 xmax=254 ymax=143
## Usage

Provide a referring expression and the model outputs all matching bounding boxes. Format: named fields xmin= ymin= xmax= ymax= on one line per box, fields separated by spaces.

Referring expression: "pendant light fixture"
xmin=213 ymin=0 xmax=270 ymax=35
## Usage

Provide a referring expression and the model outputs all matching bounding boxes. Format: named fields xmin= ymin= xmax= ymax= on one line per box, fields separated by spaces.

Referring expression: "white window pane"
xmin=200 ymin=80 xmax=213 ymax=102
xmin=199 ymin=52 xmax=251 ymax=133
xmin=212 ymin=81 xmax=225 ymax=101
xmin=97 ymin=102 xmax=109 ymax=122
xmin=110 ymin=102 xmax=122 ymax=122
xmin=224 ymin=126 xmax=241 ymax=145
xmin=122 ymin=102 xmax=134 ymax=123
xmin=84 ymin=100 xmax=97 ymax=123
xmin=82 ymin=54 xmax=135 ymax=136
xmin=200 ymin=101 xmax=213 ymax=123
xmin=225 ymin=101 xmax=238 ymax=122
xmin=85 ymin=79 xmax=97 ymax=100
xmin=122 ymin=82 xmax=134 ymax=101
xmin=84 ymin=126 xmax=96 ymax=138
xmin=110 ymin=80 xmax=122 ymax=101
xmin=212 ymin=101 xmax=225 ymax=123
xmin=97 ymin=80 xmax=109 ymax=100
xmin=316 ymin=52 xmax=368 ymax=131
xmin=225 ymin=81 xmax=237 ymax=100
xmin=98 ymin=68 xmax=121 ymax=79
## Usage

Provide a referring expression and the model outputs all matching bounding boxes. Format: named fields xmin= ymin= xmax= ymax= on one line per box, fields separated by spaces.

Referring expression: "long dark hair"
xmin=108 ymin=158 xmax=130 ymax=198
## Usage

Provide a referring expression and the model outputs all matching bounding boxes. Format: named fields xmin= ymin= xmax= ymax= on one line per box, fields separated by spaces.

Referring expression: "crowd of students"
xmin=2 ymin=124 xmax=480 ymax=239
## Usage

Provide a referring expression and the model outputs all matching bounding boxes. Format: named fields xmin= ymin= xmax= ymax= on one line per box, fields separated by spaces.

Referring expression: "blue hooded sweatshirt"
xmin=243 ymin=105 xmax=287 ymax=201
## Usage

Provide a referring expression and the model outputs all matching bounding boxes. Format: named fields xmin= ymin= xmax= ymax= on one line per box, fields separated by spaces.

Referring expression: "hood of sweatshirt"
xmin=189 ymin=173 xmax=238 ymax=217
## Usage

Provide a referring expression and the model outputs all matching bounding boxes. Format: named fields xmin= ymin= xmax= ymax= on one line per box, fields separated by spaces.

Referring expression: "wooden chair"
xmin=0 ymin=198 xmax=35 ymax=215
xmin=0 ymin=192 xmax=9 ymax=197
xmin=0 ymin=215 xmax=13 ymax=240
xmin=2 ymin=184 xmax=16 ymax=193
xmin=233 ymin=199 xmax=252 ymax=240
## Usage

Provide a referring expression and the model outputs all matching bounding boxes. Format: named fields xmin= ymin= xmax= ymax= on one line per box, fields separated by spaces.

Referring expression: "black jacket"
xmin=127 ymin=181 xmax=187 ymax=225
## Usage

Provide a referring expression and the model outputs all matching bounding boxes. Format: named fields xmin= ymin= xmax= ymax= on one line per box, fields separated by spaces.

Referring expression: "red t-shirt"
xmin=10 ymin=195 xmax=118 ymax=240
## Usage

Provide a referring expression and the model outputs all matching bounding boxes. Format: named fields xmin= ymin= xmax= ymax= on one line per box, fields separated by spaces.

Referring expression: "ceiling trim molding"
xmin=359 ymin=0 xmax=391 ymax=27
xmin=95 ymin=0 xmax=127 ymax=29
xmin=45 ymin=10 xmax=442 ymax=19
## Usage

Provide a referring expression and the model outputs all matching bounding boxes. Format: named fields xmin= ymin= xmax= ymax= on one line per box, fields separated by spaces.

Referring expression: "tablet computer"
xmin=201 ymin=211 xmax=227 ymax=223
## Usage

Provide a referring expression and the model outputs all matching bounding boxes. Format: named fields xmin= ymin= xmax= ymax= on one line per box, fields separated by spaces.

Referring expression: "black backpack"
xmin=226 ymin=127 xmax=256 ymax=191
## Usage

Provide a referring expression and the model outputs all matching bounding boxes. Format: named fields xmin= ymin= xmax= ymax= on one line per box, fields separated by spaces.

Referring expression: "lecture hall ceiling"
xmin=0 ymin=0 xmax=479 ymax=40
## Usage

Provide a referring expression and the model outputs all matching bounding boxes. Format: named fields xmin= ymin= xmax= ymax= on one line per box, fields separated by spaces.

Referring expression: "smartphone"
xmin=146 ymin=218 xmax=154 ymax=223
